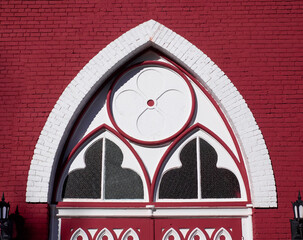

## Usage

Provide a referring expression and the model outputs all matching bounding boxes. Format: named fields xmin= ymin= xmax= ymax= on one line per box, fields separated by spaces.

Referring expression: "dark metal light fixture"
xmin=291 ymin=191 xmax=303 ymax=240
xmin=0 ymin=193 xmax=12 ymax=240
xmin=0 ymin=193 xmax=10 ymax=220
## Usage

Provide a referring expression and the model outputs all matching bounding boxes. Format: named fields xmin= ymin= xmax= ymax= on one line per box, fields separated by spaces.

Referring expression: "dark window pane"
xmin=63 ymin=139 xmax=102 ymax=199
xmin=104 ymin=139 xmax=144 ymax=199
xmin=159 ymin=138 xmax=198 ymax=199
xmin=200 ymin=138 xmax=240 ymax=198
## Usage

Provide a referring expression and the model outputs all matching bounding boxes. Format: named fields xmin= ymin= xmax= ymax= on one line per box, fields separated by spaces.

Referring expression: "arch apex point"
xmin=143 ymin=19 xmax=160 ymax=26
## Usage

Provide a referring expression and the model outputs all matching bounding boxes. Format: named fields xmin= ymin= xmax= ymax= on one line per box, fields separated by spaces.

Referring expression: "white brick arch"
xmin=26 ymin=20 xmax=276 ymax=207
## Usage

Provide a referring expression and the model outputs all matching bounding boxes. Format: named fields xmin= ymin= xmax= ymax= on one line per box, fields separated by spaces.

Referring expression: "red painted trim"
xmin=162 ymin=227 xmax=185 ymax=240
xmin=118 ymin=228 xmax=141 ymax=240
xmin=55 ymin=124 xmax=151 ymax=202
xmin=61 ymin=218 xmax=153 ymax=240
xmin=155 ymin=218 xmax=242 ymax=240
xmin=93 ymin=228 xmax=116 ymax=240
xmin=106 ymin=60 xmax=196 ymax=145
xmin=150 ymin=123 xmax=251 ymax=203
xmin=153 ymin=201 xmax=249 ymax=208
xmin=61 ymin=217 xmax=242 ymax=240
xmin=210 ymin=227 xmax=234 ymax=240
xmin=57 ymin=202 xmax=149 ymax=208
xmin=157 ymin=51 xmax=252 ymax=202
xmin=184 ymin=227 xmax=210 ymax=240
xmin=57 ymin=201 xmax=249 ymax=208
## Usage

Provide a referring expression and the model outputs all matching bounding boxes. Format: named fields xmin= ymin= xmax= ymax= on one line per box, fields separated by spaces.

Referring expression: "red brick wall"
xmin=1 ymin=1 xmax=302 ymax=239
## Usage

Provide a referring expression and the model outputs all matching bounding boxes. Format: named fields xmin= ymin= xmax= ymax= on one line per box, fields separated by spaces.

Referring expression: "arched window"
xmin=54 ymin=50 xmax=252 ymax=240
xmin=60 ymin=129 xmax=147 ymax=201
xmin=157 ymin=131 xmax=242 ymax=200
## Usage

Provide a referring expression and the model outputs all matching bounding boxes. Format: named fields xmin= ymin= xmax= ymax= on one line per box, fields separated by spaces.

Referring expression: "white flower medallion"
xmin=107 ymin=62 xmax=195 ymax=144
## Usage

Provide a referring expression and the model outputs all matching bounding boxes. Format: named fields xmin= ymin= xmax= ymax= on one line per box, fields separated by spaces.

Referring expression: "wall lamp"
xmin=291 ymin=191 xmax=303 ymax=239
xmin=0 ymin=193 xmax=24 ymax=240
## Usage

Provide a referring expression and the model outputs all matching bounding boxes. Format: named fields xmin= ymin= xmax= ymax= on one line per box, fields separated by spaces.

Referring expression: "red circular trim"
xmin=150 ymin=123 xmax=250 ymax=203
xmin=106 ymin=61 xmax=196 ymax=145
xmin=56 ymin=124 xmax=151 ymax=202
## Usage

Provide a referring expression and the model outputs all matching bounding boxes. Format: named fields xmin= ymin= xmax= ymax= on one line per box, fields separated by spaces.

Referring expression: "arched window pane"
xmin=159 ymin=138 xmax=198 ymax=199
xmin=63 ymin=139 xmax=103 ymax=199
xmin=104 ymin=139 xmax=144 ymax=199
xmin=158 ymin=136 xmax=240 ymax=200
xmin=200 ymin=138 xmax=240 ymax=198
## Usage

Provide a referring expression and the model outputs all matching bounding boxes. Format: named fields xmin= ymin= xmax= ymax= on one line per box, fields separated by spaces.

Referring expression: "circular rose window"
xmin=107 ymin=61 xmax=195 ymax=145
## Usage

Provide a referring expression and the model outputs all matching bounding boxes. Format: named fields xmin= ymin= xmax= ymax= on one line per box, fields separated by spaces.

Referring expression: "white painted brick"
xmin=137 ymin=24 xmax=151 ymax=41
xmin=187 ymin=52 xmax=202 ymax=68
xmin=160 ymin=29 xmax=174 ymax=48
xmin=159 ymin=28 xmax=172 ymax=47
xmin=164 ymin=31 xmax=177 ymax=50
xmin=178 ymin=44 xmax=193 ymax=62
xmin=167 ymin=34 xmax=183 ymax=55
xmin=151 ymin=24 xmax=163 ymax=42
xmin=153 ymin=25 xmax=168 ymax=45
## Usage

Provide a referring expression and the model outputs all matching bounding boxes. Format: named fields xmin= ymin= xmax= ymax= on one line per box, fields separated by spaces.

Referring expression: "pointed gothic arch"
xmin=26 ymin=20 xmax=276 ymax=210
xmin=56 ymin=124 xmax=150 ymax=202
xmin=152 ymin=123 xmax=249 ymax=203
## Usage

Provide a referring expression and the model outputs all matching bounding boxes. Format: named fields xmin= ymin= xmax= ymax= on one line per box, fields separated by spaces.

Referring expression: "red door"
xmin=60 ymin=218 xmax=242 ymax=240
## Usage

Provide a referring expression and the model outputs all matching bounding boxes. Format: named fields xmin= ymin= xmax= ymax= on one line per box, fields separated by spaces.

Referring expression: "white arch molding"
xmin=26 ymin=20 xmax=276 ymax=208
